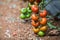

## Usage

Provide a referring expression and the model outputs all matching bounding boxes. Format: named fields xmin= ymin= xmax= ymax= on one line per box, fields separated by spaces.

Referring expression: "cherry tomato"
xmin=31 ymin=5 xmax=39 ymax=13
xmin=32 ymin=27 xmax=40 ymax=33
xmin=26 ymin=13 xmax=31 ymax=18
xmin=21 ymin=8 xmax=27 ymax=14
xmin=20 ymin=14 xmax=26 ymax=19
xmin=29 ymin=0 xmax=34 ymax=3
xmin=40 ymin=18 xmax=47 ymax=25
xmin=31 ymin=20 xmax=39 ymax=27
xmin=40 ymin=10 xmax=47 ymax=17
xmin=40 ymin=26 xmax=48 ymax=32
xmin=31 ymin=14 xmax=38 ymax=21
xmin=38 ymin=31 xmax=45 ymax=37
xmin=35 ymin=0 xmax=42 ymax=3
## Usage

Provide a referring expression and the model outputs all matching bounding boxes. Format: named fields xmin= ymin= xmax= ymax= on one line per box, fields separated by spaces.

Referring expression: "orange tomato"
xmin=31 ymin=14 xmax=38 ymax=21
xmin=40 ymin=10 xmax=47 ymax=17
xmin=32 ymin=27 xmax=40 ymax=33
xmin=40 ymin=18 xmax=47 ymax=25
xmin=31 ymin=5 xmax=39 ymax=13
xmin=40 ymin=26 xmax=48 ymax=32
xmin=31 ymin=20 xmax=39 ymax=27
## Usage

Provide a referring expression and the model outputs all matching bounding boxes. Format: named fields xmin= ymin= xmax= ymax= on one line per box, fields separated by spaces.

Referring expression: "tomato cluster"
xmin=30 ymin=3 xmax=48 ymax=36
xmin=31 ymin=8 xmax=48 ymax=36
xmin=20 ymin=0 xmax=48 ymax=37
xmin=20 ymin=7 xmax=32 ymax=19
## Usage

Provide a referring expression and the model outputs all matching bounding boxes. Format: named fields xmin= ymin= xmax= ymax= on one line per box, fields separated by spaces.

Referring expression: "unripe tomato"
xmin=21 ymin=8 xmax=27 ymax=14
xmin=20 ymin=14 xmax=26 ymax=19
xmin=31 ymin=14 xmax=38 ymax=21
xmin=31 ymin=5 xmax=39 ymax=13
xmin=40 ymin=26 xmax=48 ymax=32
xmin=32 ymin=27 xmax=40 ymax=33
xmin=38 ymin=31 xmax=45 ymax=37
xmin=31 ymin=20 xmax=39 ymax=27
xmin=40 ymin=18 xmax=47 ymax=25
xmin=26 ymin=13 xmax=31 ymax=18
xmin=40 ymin=10 xmax=47 ymax=17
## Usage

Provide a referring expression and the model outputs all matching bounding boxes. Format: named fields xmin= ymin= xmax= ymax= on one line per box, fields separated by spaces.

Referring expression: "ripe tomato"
xmin=40 ymin=10 xmax=47 ymax=17
xmin=31 ymin=14 xmax=38 ymax=21
xmin=29 ymin=0 xmax=34 ymax=3
xmin=31 ymin=20 xmax=39 ymax=27
xmin=40 ymin=26 xmax=48 ymax=32
xmin=32 ymin=27 xmax=40 ymax=33
xmin=35 ymin=0 xmax=42 ymax=3
xmin=31 ymin=5 xmax=39 ymax=13
xmin=40 ymin=18 xmax=47 ymax=25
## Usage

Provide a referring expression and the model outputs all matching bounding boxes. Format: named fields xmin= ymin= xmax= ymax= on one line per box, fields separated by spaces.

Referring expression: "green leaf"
xmin=47 ymin=22 xmax=57 ymax=29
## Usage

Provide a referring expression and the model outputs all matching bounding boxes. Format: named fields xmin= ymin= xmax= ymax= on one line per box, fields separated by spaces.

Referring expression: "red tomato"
xmin=36 ymin=0 xmax=42 ymax=3
xmin=40 ymin=10 xmax=47 ymax=17
xmin=31 ymin=5 xmax=39 ymax=13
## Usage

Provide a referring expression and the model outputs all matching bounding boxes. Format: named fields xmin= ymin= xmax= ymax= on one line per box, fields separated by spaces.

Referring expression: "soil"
xmin=0 ymin=0 xmax=60 ymax=40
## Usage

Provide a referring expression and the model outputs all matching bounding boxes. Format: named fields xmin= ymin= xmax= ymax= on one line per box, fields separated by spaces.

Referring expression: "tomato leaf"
xmin=47 ymin=22 xmax=57 ymax=29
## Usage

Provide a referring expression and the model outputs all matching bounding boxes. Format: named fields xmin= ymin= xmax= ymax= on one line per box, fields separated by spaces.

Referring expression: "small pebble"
xmin=0 ymin=2 xmax=3 ymax=5
xmin=5 ymin=29 xmax=11 ymax=38
xmin=13 ymin=32 xmax=17 ymax=36
xmin=6 ymin=0 xmax=11 ymax=4
xmin=48 ymin=29 xmax=60 ymax=36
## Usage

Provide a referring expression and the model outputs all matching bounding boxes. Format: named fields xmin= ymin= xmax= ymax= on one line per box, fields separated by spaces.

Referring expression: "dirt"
xmin=0 ymin=0 xmax=60 ymax=40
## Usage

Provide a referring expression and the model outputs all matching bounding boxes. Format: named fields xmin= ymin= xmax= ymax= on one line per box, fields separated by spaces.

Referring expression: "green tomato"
xmin=20 ymin=14 xmax=26 ymax=19
xmin=27 ymin=7 xmax=32 ymax=13
xmin=26 ymin=13 xmax=31 ymax=18
xmin=21 ymin=8 xmax=27 ymax=13
xmin=28 ymin=10 xmax=32 ymax=13
xmin=38 ymin=31 xmax=45 ymax=37
xmin=27 ymin=7 xmax=30 ymax=10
